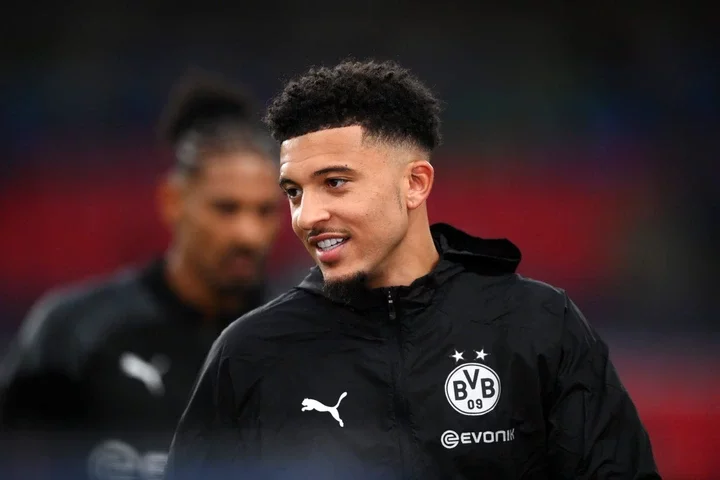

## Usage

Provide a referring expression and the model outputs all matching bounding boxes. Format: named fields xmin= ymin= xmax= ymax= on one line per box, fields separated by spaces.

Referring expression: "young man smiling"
xmin=166 ymin=60 xmax=660 ymax=480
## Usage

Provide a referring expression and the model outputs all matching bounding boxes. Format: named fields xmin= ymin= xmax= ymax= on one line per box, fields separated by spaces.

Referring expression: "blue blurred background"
xmin=1 ymin=2 xmax=718 ymax=478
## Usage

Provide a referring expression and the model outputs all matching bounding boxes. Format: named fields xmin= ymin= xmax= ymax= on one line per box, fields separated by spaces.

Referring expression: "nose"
xmin=232 ymin=212 xmax=269 ymax=250
xmin=295 ymin=193 xmax=330 ymax=233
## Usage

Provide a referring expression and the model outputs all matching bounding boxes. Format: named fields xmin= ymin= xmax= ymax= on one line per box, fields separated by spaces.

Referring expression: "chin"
xmin=216 ymin=275 xmax=258 ymax=293
xmin=320 ymin=263 xmax=364 ymax=284
xmin=321 ymin=270 xmax=369 ymax=302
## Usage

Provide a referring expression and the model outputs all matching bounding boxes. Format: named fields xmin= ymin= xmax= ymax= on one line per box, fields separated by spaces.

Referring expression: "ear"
xmin=405 ymin=160 xmax=434 ymax=210
xmin=156 ymin=173 xmax=184 ymax=230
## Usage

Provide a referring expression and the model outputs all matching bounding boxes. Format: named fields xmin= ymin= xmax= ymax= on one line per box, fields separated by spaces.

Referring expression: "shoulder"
xmin=449 ymin=271 xmax=569 ymax=318
xmin=6 ymin=264 xmax=153 ymax=375
xmin=507 ymin=275 xmax=596 ymax=340
xmin=493 ymin=274 xmax=601 ymax=353
xmin=23 ymin=264 xmax=150 ymax=337
xmin=507 ymin=274 xmax=569 ymax=315
xmin=452 ymin=271 xmax=591 ymax=340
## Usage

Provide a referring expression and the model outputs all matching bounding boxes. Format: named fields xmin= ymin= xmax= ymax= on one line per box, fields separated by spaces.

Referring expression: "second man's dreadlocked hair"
xmin=157 ymin=68 xmax=275 ymax=174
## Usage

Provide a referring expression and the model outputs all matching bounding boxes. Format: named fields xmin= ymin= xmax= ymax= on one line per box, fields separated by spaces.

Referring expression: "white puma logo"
xmin=119 ymin=352 xmax=170 ymax=397
xmin=301 ymin=392 xmax=348 ymax=427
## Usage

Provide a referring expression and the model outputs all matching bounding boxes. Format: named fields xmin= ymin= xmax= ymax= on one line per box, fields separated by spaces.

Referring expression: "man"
xmin=0 ymin=71 xmax=282 ymax=479
xmin=166 ymin=60 xmax=660 ymax=479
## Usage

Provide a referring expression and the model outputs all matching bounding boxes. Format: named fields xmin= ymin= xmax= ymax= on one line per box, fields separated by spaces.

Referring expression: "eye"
xmin=257 ymin=203 xmax=278 ymax=218
xmin=284 ymin=187 xmax=301 ymax=199
xmin=212 ymin=201 xmax=239 ymax=215
xmin=326 ymin=178 xmax=348 ymax=188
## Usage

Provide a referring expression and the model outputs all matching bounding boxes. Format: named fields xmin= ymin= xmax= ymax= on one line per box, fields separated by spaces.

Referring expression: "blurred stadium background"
xmin=1 ymin=2 xmax=717 ymax=478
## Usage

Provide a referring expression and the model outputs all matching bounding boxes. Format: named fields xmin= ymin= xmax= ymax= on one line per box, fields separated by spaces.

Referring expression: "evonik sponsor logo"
xmin=440 ymin=429 xmax=515 ymax=449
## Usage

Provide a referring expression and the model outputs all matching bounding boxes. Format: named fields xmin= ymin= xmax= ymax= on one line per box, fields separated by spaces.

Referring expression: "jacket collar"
xmin=297 ymin=223 xmax=521 ymax=311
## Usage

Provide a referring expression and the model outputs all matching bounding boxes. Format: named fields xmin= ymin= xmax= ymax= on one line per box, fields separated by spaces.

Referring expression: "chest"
xmin=243 ymin=320 xmax=548 ymax=473
xmin=81 ymin=322 xmax=217 ymax=428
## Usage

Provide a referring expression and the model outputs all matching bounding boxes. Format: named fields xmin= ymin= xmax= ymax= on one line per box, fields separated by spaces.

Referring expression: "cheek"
xmin=371 ymin=186 xmax=403 ymax=225
xmin=350 ymin=194 xmax=400 ymax=246
xmin=264 ymin=216 xmax=282 ymax=238
xmin=370 ymin=193 xmax=406 ymax=250
xmin=255 ymin=217 xmax=282 ymax=247
xmin=185 ymin=221 xmax=213 ymax=252
xmin=188 ymin=211 xmax=226 ymax=250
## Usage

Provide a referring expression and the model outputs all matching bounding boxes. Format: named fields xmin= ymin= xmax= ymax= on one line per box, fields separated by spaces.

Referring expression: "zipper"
xmin=387 ymin=289 xmax=397 ymax=320
xmin=387 ymin=288 xmax=409 ymax=477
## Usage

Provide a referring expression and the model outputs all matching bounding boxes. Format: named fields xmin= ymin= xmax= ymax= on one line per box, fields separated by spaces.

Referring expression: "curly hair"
xmin=264 ymin=60 xmax=442 ymax=152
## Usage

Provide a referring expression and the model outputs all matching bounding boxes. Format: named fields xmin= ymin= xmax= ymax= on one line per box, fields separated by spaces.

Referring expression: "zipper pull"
xmin=387 ymin=289 xmax=397 ymax=320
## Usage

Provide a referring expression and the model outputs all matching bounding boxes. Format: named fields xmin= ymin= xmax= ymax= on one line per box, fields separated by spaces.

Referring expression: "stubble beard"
xmin=322 ymin=271 xmax=370 ymax=304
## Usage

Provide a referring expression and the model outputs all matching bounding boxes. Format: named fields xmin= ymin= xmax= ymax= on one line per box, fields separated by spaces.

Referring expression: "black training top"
xmin=0 ymin=258 xmax=265 ymax=480
xmin=166 ymin=224 xmax=660 ymax=480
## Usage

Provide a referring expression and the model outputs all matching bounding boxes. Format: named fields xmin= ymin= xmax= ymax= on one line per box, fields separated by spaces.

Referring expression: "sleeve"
xmin=164 ymin=334 xmax=245 ymax=480
xmin=0 ymin=293 xmax=86 ymax=429
xmin=545 ymin=294 xmax=661 ymax=479
xmin=0 ymin=293 xmax=88 ymax=477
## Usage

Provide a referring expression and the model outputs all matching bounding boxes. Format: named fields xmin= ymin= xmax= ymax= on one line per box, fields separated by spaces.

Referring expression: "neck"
xmin=368 ymin=211 xmax=439 ymax=289
xmin=164 ymin=248 xmax=246 ymax=318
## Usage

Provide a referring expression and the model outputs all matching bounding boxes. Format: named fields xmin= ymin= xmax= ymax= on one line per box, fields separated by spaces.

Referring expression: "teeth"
xmin=317 ymin=238 xmax=345 ymax=250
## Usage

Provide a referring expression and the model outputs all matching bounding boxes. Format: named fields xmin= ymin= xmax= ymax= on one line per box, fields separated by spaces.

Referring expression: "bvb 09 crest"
xmin=445 ymin=349 xmax=501 ymax=416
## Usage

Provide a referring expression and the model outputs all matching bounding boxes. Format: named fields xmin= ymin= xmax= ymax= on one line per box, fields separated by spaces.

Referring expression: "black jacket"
xmin=0 ymin=259 xmax=265 ymax=480
xmin=166 ymin=224 xmax=660 ymax=480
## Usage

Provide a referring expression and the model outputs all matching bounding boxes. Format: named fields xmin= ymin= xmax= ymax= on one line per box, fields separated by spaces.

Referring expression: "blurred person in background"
xmin=166 ymin=60 xmax=659 ymax=480
xmin=0 ymin=70 xmax=283 ymax=479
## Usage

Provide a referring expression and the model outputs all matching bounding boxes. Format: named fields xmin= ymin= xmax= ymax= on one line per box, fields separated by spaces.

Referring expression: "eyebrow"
xmin=278 ymin=165 xmax=356 ymax=188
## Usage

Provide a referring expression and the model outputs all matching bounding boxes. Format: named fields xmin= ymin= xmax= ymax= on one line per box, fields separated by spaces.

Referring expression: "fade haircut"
xmin=157 ymin=68 xmax=275 ymax=176
xmin=263 ymin=59 xmax=442 ymax=152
